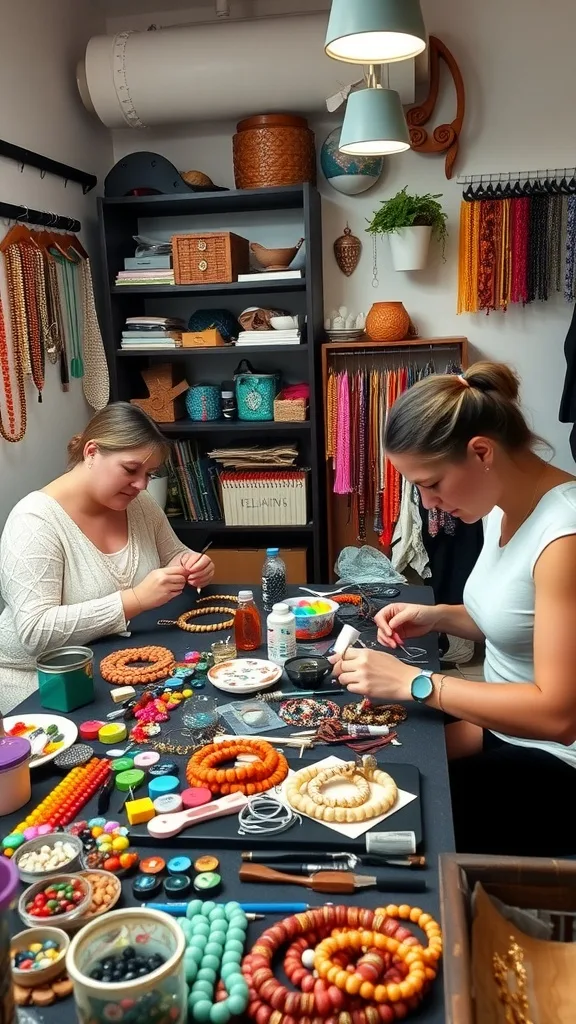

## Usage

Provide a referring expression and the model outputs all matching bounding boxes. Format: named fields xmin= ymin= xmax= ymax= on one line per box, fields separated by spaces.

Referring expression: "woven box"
xmin=233 ymin=113 xmax=316 ymax=190
xmin=273 ymin=397 xmax=308 ymax=422
xmin=220 ymin=470 xmax=308 ymax=526
xmin=171 ymin=232 xmax=249 ymax=285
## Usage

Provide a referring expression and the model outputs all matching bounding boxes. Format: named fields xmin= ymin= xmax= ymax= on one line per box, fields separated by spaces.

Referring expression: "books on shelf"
xmin=115 ymin=269 xmax=175 ymax=286
xmin=237 ymin=270 xmax=303 ymax=282
xmin=166 ymin=441 xmax=223 ymax=523
xmin=235 ymin=329 xmax=300 ymax=347
xmin=120 ymin=317 xmax=185 ymax=350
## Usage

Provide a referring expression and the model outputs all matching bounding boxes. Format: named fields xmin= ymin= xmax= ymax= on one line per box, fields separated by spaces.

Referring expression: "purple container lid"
xmin=0 ymin=855 xmax=18 ymax=911
xmin=0 ymin=735 xmax=31 ymax=771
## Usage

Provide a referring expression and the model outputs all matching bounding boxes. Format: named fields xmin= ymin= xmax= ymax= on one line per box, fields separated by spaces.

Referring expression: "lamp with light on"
xmin=339 ymin=86 xmax=410 ymax=157
xmin=325 ymin=0 xmax=426 ymax=65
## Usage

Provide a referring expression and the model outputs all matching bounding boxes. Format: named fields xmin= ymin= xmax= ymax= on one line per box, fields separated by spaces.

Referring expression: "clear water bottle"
xmin=261 ymin=547 xmax=287 ymax=612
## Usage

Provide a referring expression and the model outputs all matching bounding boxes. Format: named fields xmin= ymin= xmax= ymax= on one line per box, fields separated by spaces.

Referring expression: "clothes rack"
xmin=321 ymin=337 xmax=468 ymax=579
xmin=0 ymin=138 xmax=96 ymax=193
xmin=0 ymin=203 xmax=81 ymax=232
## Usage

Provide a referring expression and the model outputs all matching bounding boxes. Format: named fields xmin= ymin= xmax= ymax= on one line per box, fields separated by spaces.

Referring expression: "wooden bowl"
xmin=250 ymin=239 xmax=303 ymax=271
xmin=11 ymin=926 xmax=69 ymax=988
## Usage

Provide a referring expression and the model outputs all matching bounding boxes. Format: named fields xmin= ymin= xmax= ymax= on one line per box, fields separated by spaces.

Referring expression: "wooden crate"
xmin=439 ymin=853 xmax=576 ymax=1024
xmin=172 ymin=231 xmax=249 ymax=284
xmin=273 ymin=396 xmax=308 ymax=422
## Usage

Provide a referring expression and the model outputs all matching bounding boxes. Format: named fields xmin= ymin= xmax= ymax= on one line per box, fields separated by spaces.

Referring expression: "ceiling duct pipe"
xmin=216 ymin=0 xmax=230 ymax=17
xmin=76 ymin=13 xmax=416 ymax=129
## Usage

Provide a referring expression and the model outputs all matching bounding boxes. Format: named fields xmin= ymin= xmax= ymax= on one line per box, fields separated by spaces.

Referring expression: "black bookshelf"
xmin=97 ymin=184 xmax=326 ymax=581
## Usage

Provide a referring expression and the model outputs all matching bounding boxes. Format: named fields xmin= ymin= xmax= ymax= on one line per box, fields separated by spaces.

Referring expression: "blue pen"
xmin=143 ymin=901 xmax=311 ymax=915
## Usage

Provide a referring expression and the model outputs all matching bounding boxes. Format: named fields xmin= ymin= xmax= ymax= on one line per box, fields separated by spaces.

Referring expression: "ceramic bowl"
xmin=284 ymin=655 xmax=333 ymax=689
xmin=10 ymin=925 xmax=69 ymax=988
xmin=19 ymin=873 xmax=92 ymax=932
xmin=250 ymin=240 xmax=303 ymax=271
xmin=14 ymin=833 xmax=84 ymax=883
xmin=285 ymin=597 xmax=339 ymax=640
xmin=270 ymin=316 xmax=297 ymax=331
xmin=78 ymin=869 xmax=122 ymax=919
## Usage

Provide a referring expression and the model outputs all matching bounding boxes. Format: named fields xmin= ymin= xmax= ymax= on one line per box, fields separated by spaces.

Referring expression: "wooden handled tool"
xmin=239 ymin=864 xmax=367 ymax=894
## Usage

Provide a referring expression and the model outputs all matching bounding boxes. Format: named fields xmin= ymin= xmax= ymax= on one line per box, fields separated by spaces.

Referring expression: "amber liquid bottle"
xmin=234 ymin=590 xmax=262 ymax=652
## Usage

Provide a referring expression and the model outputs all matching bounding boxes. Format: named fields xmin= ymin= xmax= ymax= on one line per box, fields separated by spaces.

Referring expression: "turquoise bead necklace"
xmin=180 ymin=900 xmax=249 ymax=1024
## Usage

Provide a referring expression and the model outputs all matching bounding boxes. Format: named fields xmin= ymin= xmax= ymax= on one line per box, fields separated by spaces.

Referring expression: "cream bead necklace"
xmin=287 ymin=755 xmax=398 ymax=823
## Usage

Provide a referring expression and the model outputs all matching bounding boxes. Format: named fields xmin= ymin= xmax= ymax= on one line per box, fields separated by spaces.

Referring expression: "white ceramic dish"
xmin=208 ymin=658 xmax=282 ymax=694
xmin=3 ymin=714 xmax=78 ymax=769
xmin=326 ymin=328 xmax=364 ymax=341
xmin=270 ymin=316 xmax=298 ymax=330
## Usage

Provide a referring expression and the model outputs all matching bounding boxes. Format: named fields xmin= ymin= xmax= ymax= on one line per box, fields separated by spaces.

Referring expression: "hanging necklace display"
xmin=0 ymin=290 xmax=26 ymax=441
xmin=334 ymin=224 xmax=362 ymax=276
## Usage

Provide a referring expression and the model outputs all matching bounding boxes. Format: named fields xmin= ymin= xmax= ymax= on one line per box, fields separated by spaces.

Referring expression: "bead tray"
xmin=128 ymin=757 xmax=423 ymax=851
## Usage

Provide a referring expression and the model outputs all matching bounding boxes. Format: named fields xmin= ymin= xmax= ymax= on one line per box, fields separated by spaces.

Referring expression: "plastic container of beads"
xmin=19 ymin=874 xmax=93 ymax=932
xmin=285 ymin=597 xmax=339 ymax=640
xmin=11 ymin=925 xmax=69 ymax=987
xmin=0 ymin=736 xmax=31 ymax=816
xmin=66 ymin=907 xmax=187 ymax=1024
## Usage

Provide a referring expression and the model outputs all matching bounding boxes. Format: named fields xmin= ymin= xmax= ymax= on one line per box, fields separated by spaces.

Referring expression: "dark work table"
xmin=4 ymin=584 xmax=453 ymax=1023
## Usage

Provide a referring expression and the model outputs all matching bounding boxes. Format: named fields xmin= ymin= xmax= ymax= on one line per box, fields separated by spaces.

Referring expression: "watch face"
xmin=411 ymin=673 xmax=434 ymax=702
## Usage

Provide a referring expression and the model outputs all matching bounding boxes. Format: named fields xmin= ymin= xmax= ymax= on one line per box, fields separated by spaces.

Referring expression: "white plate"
xmin=3 ymin=713 xmax=78 ymax=769
xmin=208 ymin=658 xmax=282 ymax=694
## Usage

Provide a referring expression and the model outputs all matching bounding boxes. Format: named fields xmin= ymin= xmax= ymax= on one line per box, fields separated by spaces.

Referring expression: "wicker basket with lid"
xmin=233 ymin=113 xmax=316 ymax=190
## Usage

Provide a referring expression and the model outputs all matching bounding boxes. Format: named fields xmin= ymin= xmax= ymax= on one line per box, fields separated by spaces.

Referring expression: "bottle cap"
xmin=266 ymin=548 xmax=280 ymax=556
xmin=272 ymin=603 xmax=289 ymax=614
xmin=238 ymin=590 xmax=253 ymax=602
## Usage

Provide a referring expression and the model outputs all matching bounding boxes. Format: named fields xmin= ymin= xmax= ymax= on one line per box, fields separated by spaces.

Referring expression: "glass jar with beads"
xmin=66 ymin=907 xmax=187 ymax=1024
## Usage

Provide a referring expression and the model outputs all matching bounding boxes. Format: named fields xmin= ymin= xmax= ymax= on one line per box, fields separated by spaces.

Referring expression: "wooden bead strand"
xmin=158 ymin=594 xmax=239 ymax=633
xmin=100 ymin=646 xmax=175 ymax=685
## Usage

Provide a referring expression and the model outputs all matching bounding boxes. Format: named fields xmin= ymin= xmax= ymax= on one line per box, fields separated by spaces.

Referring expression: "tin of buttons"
xmin=148 ymin=775 xmax=180 ymax=800
xmin=194 ymin=855 xmax=220 ymax=873
xmin=148 ymin=761 xmax=179 ymax=777
xmin=132 ymin=874 xmax=163 ymax=898
xmin=164 ymin=874 xmax=193 ymax=898
xmin=153 ymin=794 xmax=183 ymax=815
xmin=140 ymin=856 xmax=166 ymax=875
xmin=134 ymin=751 xmax=160 ymax=769
xmin=167 ymin=856 xmax=192 ymax=876
xmin=193 ymin=871 xmax=222 ymax=895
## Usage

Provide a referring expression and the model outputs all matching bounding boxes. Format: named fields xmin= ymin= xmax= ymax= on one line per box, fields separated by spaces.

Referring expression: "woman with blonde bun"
xmin=331 ymin=361 xmax=576 ymax=856
xmin=0 ymin=403 xmax=214 ymax=713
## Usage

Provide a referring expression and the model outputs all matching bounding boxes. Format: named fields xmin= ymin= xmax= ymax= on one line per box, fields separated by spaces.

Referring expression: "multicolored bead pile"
xmin=24 ymin=879 xmax=86 ymax=919
xmin=293 ymin=600 xmax=334 ymax=617
xmin=242 ymin=904 xmax=443 ymax=1023
xmin=183 ymin=899 xmax=249 ymax=1024
xmin=12 ymin=937 xmax=64 ymax=973
xmin=7 ymin=720 xmax=65 ymax=757
xmin=66 ymin=818 xmax=139 ymax=875
xmin=1 ymin=759 xmax=111 ymax=857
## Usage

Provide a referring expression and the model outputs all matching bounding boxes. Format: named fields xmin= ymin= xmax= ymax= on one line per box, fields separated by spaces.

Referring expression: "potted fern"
xmin=367 ymin=188 xmax=448 ymax=271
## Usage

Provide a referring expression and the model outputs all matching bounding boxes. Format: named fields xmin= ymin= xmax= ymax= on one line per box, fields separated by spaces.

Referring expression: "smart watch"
xmin=410 ymin=669 xmax=435 ymax=703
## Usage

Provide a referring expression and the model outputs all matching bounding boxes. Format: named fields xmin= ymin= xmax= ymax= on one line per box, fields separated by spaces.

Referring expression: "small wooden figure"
xmin=131 ymin=364 xmax=188 ymax=423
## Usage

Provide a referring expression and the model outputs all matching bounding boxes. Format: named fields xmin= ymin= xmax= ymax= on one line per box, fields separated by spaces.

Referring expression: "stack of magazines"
xmin=120 ymin=317 xmax=185 ymax=350
xmin=166 ymin=442 xmax=223 ymax=522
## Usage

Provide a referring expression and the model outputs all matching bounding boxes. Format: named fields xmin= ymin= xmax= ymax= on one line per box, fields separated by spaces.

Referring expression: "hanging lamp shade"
xmin=339 ymin=88 xmax=410 ymax=157
xmin=325 ymin=0 xmax=426 ymax=64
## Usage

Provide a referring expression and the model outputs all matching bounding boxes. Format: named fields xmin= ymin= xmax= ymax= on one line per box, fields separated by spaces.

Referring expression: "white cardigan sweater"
xmin=0 ymin=490 xmax=188 ymax=714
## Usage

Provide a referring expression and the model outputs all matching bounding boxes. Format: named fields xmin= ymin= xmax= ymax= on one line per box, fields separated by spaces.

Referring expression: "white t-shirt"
xmin=463 ymin=481 xmax=576 ymax=767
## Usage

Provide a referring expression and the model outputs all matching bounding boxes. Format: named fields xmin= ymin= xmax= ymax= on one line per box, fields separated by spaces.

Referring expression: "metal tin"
xmin=36 ymin=647 xmax=94 ymax=713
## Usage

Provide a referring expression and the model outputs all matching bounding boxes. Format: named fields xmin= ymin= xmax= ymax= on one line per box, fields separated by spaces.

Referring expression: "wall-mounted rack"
xmin=0 ymin=202 xmax=81 ymax=232
xmin=457 ymin=167 xmax=576 ymax=186
xmin=0 ymin=138 xmax=97 ymax=194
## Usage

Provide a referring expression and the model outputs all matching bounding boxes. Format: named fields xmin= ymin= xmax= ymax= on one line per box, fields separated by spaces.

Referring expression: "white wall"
xmin=108 ymin=0 xmax=576 ymax=467
xmin=0 ymin=0 xmax=112 ymax=528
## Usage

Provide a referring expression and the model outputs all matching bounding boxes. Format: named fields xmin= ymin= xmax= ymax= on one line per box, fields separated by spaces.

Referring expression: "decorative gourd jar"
xmin=365 ymin=301 xmax=410 ymax=342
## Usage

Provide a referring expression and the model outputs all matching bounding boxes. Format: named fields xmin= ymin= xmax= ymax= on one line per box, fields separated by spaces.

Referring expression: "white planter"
xmin=147 ymin=475 xmax=168 ymax=509
xmin=388 ymin=226 xmax=432 ymax=271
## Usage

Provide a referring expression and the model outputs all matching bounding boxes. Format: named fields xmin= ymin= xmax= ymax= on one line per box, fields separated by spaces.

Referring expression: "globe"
xmin=320 ymin=126 xmax=385 ymax=196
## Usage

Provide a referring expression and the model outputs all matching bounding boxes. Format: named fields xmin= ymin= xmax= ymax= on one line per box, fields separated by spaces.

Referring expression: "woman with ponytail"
xmin=331 ymin=361 xmax=576 ymax=856
xmin=0 ymin=403 xmax=214 ymax=713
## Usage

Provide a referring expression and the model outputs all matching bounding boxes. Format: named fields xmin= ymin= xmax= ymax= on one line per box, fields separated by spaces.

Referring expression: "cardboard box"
xmin=181 ymin=329 xmax=226 ymax=348
xmin=210 ymin=547 xmax=307 ymax=585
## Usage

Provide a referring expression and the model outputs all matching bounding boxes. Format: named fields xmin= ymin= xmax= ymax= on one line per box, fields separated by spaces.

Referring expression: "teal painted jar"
xmin=36 ymin=646 xmax=95 ymax=713
xmin=186 ymin=385 xmax=222 ymax=421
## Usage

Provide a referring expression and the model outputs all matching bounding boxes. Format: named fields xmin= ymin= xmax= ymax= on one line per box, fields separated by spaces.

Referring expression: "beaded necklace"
xmin=477 ymin=200 xmax=499 ymax=311
xmin=565 ymin=196 xmax=576 ymax=302
xmin=0 ymin=291 xmax=26 ymax=442
xmin=325 ymin=369 xmax=337 ymax=461
xmin=334 ymin=371 xmax=351 ymax=494
xmin=511 ymin=197 xmax=530 ymax=305
xmin=20 ymin=242 xmax=45 ymax=398
xmin=4 ymin=244 xmax=31 ymax=375
xmin=80 ymin=259 xmax=110 ymax=411
xmin=357 ymin=369 xmax=368 ymax=541
xmin=46 ymin=256 xmax=70 ymax=391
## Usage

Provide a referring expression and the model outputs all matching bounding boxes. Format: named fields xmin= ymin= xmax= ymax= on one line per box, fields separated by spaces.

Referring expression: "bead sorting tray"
xmin=129 ymin=759 xmax=423 ymax=851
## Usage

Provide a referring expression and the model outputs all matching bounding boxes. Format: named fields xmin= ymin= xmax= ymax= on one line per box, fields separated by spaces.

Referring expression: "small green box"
xmin=36 ymin=646 xmax=95 ymax=713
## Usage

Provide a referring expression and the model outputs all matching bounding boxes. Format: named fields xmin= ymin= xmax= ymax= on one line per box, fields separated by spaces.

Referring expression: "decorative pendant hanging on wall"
xmin=406 ymin=36 xmax=466 ymax=180
xmin=320 ymin=126 xmax=384 ymax=195
xmin=334 ymin=224 xmax=362 ymax=276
